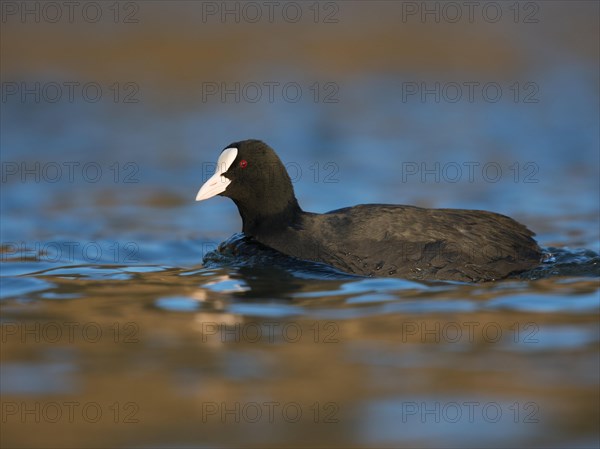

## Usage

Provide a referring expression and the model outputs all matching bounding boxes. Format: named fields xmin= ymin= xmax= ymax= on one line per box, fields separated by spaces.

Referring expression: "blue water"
xmin=1 ymin=12 xmax=599 ymax=448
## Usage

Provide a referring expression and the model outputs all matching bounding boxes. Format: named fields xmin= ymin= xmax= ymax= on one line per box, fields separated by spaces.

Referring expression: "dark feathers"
xmin=200 ymin=140 xmax=542 ymax=282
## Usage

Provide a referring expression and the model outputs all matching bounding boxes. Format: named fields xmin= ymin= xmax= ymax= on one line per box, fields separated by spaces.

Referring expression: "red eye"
xmin=239 ymin=159 xmax=248 ymax=169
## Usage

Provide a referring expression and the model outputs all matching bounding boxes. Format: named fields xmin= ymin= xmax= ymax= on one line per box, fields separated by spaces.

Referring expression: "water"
xmin=2 ymin=3 xmax=600 ymax=448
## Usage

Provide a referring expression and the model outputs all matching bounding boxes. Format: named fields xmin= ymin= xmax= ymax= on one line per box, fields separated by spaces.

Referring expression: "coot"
xmin=196 ymin=140 xmax=542 ymax=282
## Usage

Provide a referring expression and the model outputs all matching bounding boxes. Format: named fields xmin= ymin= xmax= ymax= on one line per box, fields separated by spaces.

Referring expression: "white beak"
xmin=195 ymin=147 xmax=238 ymax=201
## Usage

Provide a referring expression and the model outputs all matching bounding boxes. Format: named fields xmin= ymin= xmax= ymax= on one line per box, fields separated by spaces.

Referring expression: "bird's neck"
xmin=235 ymin=198 xmax=303 ymax=237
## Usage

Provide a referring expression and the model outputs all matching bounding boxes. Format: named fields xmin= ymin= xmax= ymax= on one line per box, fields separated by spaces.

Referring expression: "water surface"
xmin=1 ymin=4 xmax=599 ymax=447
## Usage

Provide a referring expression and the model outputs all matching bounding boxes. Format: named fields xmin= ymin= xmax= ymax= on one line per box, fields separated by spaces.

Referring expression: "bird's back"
xmin=258 ymin=204 xmax=542 ymax=282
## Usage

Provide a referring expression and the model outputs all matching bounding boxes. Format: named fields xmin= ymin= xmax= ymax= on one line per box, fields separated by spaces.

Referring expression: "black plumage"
xmin=196 ymin=140 xmax=542 ymax=282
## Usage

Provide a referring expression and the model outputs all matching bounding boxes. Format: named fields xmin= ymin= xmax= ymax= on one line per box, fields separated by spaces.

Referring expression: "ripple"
xmin=0 ymin=277 xmax=52 ymax=300
xmin=486 ymin=291 xmax=600 ymax=313
xmin=156 ymin=296 xmax=201 ymax=312
xmin=0 ymin=361 xmax=79 ymax=394
xmin=521 ymin=247 xmax=600 ymax=280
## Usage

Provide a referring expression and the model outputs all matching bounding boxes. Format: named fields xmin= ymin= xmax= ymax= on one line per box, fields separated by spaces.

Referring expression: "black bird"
xmin=196 ymin=140 xmax=542 ymax=282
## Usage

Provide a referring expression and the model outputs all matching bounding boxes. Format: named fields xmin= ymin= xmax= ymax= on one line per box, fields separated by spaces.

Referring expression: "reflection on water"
xmin=1 ymin=246 xmax=599 ymax=447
